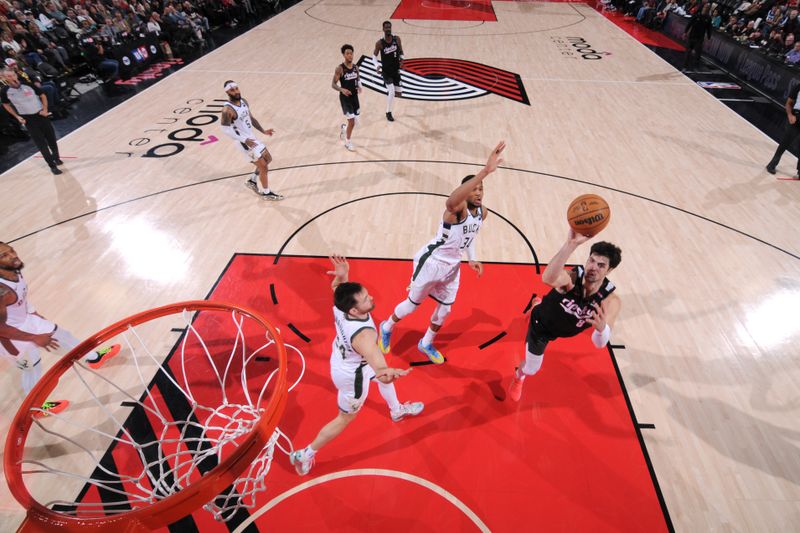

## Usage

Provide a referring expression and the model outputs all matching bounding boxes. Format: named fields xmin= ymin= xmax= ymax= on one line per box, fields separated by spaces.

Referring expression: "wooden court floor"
xmin=2 ymin=0 xmax=799 ymax=530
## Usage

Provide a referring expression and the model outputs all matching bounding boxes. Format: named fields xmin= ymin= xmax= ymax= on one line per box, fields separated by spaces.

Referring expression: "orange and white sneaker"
xmin=508 ymin=368 xmax=525 ymax=402
xmin=85 ymin=344 xmax=121 ymax=369
xmin=33 ymin=400 xmax=70 ymax=419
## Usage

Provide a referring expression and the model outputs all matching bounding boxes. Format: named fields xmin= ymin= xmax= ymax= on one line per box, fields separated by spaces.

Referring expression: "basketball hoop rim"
xmin=4 ymin=300 xmax=290 ymax=532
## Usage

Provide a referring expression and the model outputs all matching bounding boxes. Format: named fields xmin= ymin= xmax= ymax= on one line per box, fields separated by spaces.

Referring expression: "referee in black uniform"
xmin=767 ymin=83 xmax=800 ymax=177
xmin=1 ymin=68 xmax=63 ymax=174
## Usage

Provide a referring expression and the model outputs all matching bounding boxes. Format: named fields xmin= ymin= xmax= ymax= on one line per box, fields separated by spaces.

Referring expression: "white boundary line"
xmin=231 ymin=468 xmax=491 ymax=532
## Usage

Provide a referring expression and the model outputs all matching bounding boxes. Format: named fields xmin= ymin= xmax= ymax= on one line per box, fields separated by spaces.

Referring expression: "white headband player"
xmin=224 ymin=81 xmax=238 ymax=91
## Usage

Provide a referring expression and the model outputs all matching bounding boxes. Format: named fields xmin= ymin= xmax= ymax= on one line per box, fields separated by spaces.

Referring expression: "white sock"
xmin=382 ymin=319 xmax=395 ymax=333
xmin=422 ymin=327 xmax=436 ymax=346
xmin=387 ymin=85 xmax=395 ymax=112
xmin=378 ymin=381 xmax=401 ymax=411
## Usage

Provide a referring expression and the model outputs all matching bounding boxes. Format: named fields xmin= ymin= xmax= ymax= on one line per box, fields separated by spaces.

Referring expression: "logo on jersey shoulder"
xmin=357 ymin=56 xmax=530 ymax=105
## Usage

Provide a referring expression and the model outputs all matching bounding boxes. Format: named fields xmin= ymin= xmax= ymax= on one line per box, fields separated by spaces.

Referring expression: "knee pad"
xmin=431 ymin=303 xmax=451 ymax=326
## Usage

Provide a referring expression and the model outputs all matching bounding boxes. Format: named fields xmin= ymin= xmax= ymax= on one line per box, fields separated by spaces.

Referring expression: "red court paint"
xmin=71 ymin=254 xmax=668 ymax=531
xmin=391 ymin=0 xmax=497 ymax=22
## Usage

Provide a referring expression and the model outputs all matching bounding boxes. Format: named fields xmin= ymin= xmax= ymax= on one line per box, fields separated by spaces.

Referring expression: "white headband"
xmin=224 ymin=82 xmax=238 ymax=91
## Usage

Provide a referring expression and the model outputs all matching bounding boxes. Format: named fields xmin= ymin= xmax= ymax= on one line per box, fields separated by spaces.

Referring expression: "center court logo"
xmin=357 ymin=56 xmax=530 ymax=105
xmin=550 ymin=36 xmax=611 ymax=60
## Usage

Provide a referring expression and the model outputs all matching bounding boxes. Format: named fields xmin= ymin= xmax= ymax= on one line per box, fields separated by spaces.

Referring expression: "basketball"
xmin=567 ymin=194 xmax=610 ymax=237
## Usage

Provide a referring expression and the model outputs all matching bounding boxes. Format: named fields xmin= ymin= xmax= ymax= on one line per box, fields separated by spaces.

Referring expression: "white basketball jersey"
xmin=224 ymin=99 xmax=255 ymax=140
xmin=0 ymin=272 xmax=32 ymax=328
xmin=330 ymin=306 xmax=375 ymax=372
xmin=416 ymin=207 xmax=484 ymax=267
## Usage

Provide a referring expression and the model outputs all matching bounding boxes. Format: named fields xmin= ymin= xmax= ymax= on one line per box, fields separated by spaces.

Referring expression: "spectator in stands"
xmin=63 ymin=9 xmax=81 ymax=35
xmin=767 ymin=30 xmax=785 ymax=54
xmin=25 ymin=21 xmax=67 ymax=70
xmin=711 ymin=8 xmax=722 ymax=29
xmin=784 ymin=32 xmax=796 ymax=52
xmin=785 ymin=41 xmax=800 ymax=63
xmin=783 ymin=9 xmax=800 ymax=36
xmin=43 ymin=1 xmax=65 ymax=24
xmin=82 ymin=36 xmax=118 ymax=81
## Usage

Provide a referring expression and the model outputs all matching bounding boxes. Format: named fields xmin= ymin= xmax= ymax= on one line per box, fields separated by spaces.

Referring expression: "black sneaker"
xmin=386 ymin=112 xmax=395 ymax=122
xmin=766 ymin=165 xmax=776 ymax=174
xmin=259 ymin=191 xmax=284 ymax=201
xmin=244 ymin=178 xmax=258 ymax=193
xmin=50 ymin=165 xmax=62 ymax=175
xmin=54 ymin=158 xmax=64 ymax=166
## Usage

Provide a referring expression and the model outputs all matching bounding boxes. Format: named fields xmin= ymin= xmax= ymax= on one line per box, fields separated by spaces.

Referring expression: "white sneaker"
xmin=339 ymin=123 xmax=346 ymax=141
xmin=344 ymin=141 xmax=355 ymax=152
xmin=390 ymin=401 xmax=424 ymax=422
xmin=290 ymin=449 xmax=314 ymax=476
xmin=258 ymin=190 xmax=285 ymax=201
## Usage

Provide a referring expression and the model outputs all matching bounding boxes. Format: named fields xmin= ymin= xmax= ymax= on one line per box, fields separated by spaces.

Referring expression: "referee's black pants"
xmin=768 ymin=118 xmax=800 ymax=172
xmin=22 ymin=113 xmax=59 ymax=167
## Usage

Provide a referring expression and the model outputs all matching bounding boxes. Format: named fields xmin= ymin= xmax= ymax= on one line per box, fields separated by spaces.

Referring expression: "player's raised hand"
xmin=484 ymin=140 xmax=506 ymax=174
xmin=327 ymin=254 xmax=350 ymax=289
xmin=567 ymin=227 xmax=591 ymax=246
xmin=375 ymin=366 xmax=411 ymax=384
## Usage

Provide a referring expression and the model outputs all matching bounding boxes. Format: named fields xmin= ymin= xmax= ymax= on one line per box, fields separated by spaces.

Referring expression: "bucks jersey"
xmin=223 ymin=99 xmax=254 ymax=142
xmin=330 ymin=306 xmax=376 ymax=373
xmin=414 ymin=207 xmax=483 ymax=269
xmin=531 ymin=266 xmax=616 ymax=338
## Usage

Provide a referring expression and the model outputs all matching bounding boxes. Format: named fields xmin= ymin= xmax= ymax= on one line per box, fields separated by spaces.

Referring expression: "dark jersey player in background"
xmin=333 ymin=44 xmax=362 ymax=152
xmin=508 ymin=228 xmax=622 ymax=402
xmin=372 ymin=20 xmax=404 ymax=122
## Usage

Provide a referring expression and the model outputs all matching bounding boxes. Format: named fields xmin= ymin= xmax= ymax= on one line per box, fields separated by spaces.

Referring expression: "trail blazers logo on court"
xmin=357 ymin=56 xmax=530 ymax=105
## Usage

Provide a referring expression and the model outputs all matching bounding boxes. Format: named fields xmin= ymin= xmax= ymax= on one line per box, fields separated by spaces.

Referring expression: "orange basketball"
xmin=567 ymin=194 xmax=611 ymax=237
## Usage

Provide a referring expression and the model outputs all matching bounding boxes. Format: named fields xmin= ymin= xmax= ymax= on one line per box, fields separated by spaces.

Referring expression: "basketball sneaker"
xmin=344 ymin=141 xmax=355 ymax=152
xmin=33 ymin=400 xmax=69 ymax=419
xmin=339 ymin=123 xmax=346 ymax=141
xmin=259 ymin=191 xmax=285 ymax=201
xmin=245 ymin=177 xmax=258 ymax=193
xmin=378 ymin=321 xmax=392 ymax=354
xmin=390 ymin=401 xmax=424 ymax=422
xmin=290 ymin=448 xmax=315 ymax=476
xmin=508 ymin=368 xmax=525 ymax=402
xmin=417 ymin=340 xmax=445 ymax=365
xmin=85 ymin=344 xmax=122 ymax=369
xmin=386 ymin=112 xmax=395 ymax=122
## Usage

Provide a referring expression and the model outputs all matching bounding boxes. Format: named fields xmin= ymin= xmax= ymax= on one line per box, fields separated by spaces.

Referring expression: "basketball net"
xmin=12 ymin=304 xmax=304 ymax=527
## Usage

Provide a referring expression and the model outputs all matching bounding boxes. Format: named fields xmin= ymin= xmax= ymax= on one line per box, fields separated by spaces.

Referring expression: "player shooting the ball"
xmin=508 ymin=226 xmax=622 ymax=402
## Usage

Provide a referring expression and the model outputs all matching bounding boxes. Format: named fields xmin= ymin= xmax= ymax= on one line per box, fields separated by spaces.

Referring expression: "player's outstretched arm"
xmin=541 ymin=227 xmax=590 ymax=289
xmin=327 ymin=254 xmax=349 ymax=290
xmin=352 ymin=328 xmax=411 ymax=384
xmin=445 ymin=141 xmax=505 ymax=213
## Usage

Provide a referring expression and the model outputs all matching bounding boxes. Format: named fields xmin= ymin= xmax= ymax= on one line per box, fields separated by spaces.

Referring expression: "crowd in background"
xmin=602 ymin=0 xmax=800 ymax=65
xmin=1 ymin=0 xmax=282 ymax=153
